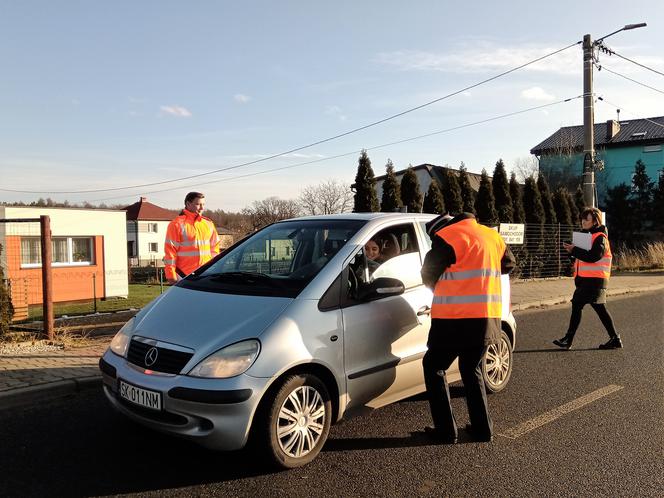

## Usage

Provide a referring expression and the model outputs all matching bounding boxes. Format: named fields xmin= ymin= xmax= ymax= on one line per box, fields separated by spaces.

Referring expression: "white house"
xmin=124 ymin=197 xmax=175 ymax=267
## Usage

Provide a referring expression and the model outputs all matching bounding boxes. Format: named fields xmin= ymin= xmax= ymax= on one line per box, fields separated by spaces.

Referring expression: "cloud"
xmin=521 ymin=86 xmax=555 ymax=101
xmin=375 ymin=42 xmax=580 ymax=76
xmin=324 ymin=105 xmax=348 ymax=121
xmin=234 ymin=94 xmax=252 ymax=103
xmin=159 ymin=105 xmax=192 ymax=117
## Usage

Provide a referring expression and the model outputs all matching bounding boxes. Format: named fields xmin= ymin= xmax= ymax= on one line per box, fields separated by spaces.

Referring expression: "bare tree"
xmin=512 ymin=156 xmax=540 ymax=182
xmin=298 ymin=179 xmax=353 ymax=215
xmin=242 ymin=196 xmax=301 ymax=229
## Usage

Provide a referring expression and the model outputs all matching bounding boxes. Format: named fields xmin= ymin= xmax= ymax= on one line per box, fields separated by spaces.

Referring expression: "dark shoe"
xmin=423 ymin=426 xmax=457 ymax=444
xmin=553 ymin=336 xmax=573 ymax=350
xmin=599 ymin=336 xmax=623 ymax=349
xmin=464 ymin=424 xmax=493 ymax=443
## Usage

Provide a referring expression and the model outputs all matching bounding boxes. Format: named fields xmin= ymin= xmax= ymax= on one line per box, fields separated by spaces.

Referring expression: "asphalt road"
xmin=1 ymin=291 xmax=662 ymax=497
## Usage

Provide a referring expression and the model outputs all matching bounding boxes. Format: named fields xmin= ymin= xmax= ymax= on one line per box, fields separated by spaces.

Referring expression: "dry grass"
xmin=613 ymin=242 xmax=664 ymax=271
xmin=1 ymin=325 xmax=100 ymax=348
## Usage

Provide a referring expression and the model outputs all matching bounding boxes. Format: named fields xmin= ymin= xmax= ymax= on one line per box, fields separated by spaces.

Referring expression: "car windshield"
xmin=180 ymin=219 xmax=366 ymax=297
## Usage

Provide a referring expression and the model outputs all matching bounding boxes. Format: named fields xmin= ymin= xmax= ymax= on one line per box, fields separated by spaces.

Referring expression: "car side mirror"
xmin=358 ymin=277 xmax=405 ymax=301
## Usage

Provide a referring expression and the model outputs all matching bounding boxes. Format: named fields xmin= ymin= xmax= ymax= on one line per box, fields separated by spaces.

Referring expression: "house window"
xmin=148 ymin=242 xmax=159 ymax=252
xmin=72 ymin=238 xmax=93 ymax=262
xmin=147 ymin=223 xmax=158 ymax=233
xmin=20 ymin=237 xmax=95 ymax=267
xmin=20 ymin=239 xmax=41 ymax=265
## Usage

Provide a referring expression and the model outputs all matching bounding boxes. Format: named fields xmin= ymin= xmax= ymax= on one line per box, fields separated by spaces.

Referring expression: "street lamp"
xmin=582 ymin=22 xmax=647 ymax=208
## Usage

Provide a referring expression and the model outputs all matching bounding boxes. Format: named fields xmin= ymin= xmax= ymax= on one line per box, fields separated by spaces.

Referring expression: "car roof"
xmin=281 ymin=212 xmax=437 ymax=223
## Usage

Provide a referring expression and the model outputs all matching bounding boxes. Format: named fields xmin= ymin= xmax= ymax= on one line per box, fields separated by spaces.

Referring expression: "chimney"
xmin=606 ymin=120 xmax=620 ymax=140
xmin=140 ymin=196 xmax=147 ymax=202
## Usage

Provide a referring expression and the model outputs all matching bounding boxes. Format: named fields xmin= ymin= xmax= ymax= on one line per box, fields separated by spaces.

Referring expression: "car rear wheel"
xmin=258 ymin=374 xmax=332 ymax=469
xmin=482 ymin=330 xmax=513 ymax=394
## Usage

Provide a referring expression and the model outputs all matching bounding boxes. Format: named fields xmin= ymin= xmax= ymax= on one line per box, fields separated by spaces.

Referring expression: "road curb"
xmin=0 ymin=375 xmax=101 ymax=412
xmin=513 ymin=284 xmax=664 ymax=312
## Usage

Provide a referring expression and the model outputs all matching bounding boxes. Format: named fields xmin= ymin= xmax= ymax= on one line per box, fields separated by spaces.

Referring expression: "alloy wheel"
xmin=276 ymin=385 xmax=326 ymax=458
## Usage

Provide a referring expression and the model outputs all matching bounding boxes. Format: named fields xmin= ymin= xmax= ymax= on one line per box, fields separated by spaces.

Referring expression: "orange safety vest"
xmin=574 ymin=232 xmax=612 ymax=279
xmin=163 ymin=209 xmax=220 ymax=280
xmin=431 ymin=218 xmax=505 ymax=319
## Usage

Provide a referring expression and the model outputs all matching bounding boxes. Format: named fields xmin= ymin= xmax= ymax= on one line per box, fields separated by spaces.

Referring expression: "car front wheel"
xmin=482 ymin=330 xmax=513 ymax=394
xmin=257 ymin=373 xmax=332 ymax=469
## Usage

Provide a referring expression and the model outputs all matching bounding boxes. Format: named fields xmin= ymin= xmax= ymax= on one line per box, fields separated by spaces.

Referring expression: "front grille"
xmin=127 ymin=339 xmax=193 ymax=374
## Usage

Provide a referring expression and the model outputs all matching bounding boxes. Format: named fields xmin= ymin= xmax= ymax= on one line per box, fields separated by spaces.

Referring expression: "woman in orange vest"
xmin=554 ymin=207 xmax=622 ymax=350
xmin=163 ymin=192 xmax=220 ymax=284
xmin=421 ymin=213 xmax=515 ymax=444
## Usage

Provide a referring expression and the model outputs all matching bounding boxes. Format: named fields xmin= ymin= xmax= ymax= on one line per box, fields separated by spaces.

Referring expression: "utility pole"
xmin=582 ymin=34 xmax=595 ymax=208
xmin=581 ymin=23 xmax=647 ymax=209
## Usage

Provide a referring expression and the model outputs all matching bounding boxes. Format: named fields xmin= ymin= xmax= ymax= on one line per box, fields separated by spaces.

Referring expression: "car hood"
xmin=132 ymin=286 xmax=293 ymax=354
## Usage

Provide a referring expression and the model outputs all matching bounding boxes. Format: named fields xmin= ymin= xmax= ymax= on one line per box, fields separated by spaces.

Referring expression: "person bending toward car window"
xmin=553 ymin=207 xmax=622 ymax=350
xmin=420 ymin=213 xmax=515 ymax=444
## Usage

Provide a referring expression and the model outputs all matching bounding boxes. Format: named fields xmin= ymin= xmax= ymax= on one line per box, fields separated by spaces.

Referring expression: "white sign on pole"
xmin=499 ymin=223 xmax=525 ymax=244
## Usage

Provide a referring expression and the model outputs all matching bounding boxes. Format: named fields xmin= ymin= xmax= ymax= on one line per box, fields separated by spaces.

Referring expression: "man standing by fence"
xmin=163 ymin=192 xmax=220 ymax=284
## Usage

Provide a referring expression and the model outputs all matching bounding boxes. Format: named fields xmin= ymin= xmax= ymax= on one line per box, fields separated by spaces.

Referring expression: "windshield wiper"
xmin=208 ymin=271 xmax=274 ymax=284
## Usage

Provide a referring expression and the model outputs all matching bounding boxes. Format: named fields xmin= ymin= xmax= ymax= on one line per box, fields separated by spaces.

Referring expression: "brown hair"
xmin=184 ymin=192 xmax=205 ymax=204
xmin=580 ymin=206 xmax=602 ymax=226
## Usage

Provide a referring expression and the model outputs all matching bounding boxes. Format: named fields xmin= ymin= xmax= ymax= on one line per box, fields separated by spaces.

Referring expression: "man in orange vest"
xmin=163 ymin=192 xmax=220 ymax=284
xmin=421 ymin=213 xmax=515 ymax=444
xmin=554 ymin=206 xmax=622 ymax=350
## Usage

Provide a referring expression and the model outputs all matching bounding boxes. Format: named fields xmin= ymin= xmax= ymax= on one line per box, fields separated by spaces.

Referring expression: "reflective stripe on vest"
xmin=431 ymin=218 xmax=505 ymax=319
xmin=574 ymin=232 xmax=612 ymax=279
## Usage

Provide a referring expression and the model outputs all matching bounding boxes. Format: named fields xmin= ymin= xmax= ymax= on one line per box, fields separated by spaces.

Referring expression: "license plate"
xmin=119 ymin=380 xmax=162 ymax=411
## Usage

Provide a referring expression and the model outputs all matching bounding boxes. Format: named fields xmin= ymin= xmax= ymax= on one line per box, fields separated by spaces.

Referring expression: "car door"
xmin=341 ymin=222 xmax=432 ymax=413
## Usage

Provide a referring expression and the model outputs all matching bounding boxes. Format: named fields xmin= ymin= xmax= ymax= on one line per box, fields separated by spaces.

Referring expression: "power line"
xmin=609 ymin=50 xmax=664 ymax=78
xmin=0 ymin=41 xmax=582 ymax=195
xmin=91 ymin=95 xmax=582 ymax=203
xmin=597 ymin=63 xmax=664 ymax=95
xmin=597 ymin=97 xmax=664 ymax=129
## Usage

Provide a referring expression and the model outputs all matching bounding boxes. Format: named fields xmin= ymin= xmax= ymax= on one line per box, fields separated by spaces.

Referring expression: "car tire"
xmin=257 ymin=373 xmax=332 ymax=469
xmin=482 ymin=330 xmax=513 ymax=394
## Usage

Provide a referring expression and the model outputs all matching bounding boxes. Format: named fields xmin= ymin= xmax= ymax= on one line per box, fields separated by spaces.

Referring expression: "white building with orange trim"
xmin=0 ymin=206 xmax=128 ymax=312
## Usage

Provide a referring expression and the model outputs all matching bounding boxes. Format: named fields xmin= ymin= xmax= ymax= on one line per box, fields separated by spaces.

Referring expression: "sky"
xmin=1 ymin=0 xmax=663 ymax=211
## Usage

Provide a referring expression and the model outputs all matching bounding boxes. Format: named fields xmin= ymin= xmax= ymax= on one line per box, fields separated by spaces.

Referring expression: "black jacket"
xmin=421 ymin=213 xmax=516 ymax=349
xmin=571 ymin=224 xmax=610 ymax=290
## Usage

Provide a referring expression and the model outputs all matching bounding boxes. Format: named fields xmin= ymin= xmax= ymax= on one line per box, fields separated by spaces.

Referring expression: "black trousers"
xmin=566 ymin=302 xmax=618 ymax=340
xmin=422 ymin=345 xmax=491 ymax=439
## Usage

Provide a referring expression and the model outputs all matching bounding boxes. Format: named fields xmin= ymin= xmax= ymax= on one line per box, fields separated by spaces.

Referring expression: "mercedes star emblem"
xmin=144 ymin=347 xmax=159 ymax=367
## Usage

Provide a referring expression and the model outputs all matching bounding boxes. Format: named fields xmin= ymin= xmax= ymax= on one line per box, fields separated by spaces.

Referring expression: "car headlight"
xmin=109 ymin=318 xmax=134 ymax=357
xmin=188 ymin=340 xmax=260 ymax=379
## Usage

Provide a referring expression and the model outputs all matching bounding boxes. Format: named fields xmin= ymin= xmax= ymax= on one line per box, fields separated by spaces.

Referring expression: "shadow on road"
xmin=325 ymin=428 xmax=483 ymax=452
xmin=515 ymin=347 xmax=601 ymax=353
xmin=0 ymin=392 xmax=281 ymax=498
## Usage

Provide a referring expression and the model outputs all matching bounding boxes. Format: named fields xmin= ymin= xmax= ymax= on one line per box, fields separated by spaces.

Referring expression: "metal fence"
xmin=0 ymin=219 xmax=44 ymax=324
xmin=505 ymin=223 xmax=577 ymax=280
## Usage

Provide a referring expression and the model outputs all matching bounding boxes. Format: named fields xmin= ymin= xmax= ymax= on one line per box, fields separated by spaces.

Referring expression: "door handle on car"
xmin=417 ymin=306 xmax=431 ymax=316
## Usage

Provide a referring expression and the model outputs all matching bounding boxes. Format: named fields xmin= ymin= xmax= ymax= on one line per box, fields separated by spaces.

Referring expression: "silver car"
xmin=100 ymin=213 xmax=516 ymax=468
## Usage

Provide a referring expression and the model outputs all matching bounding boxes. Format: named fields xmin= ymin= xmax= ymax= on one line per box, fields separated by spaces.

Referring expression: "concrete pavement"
xmin=1 ymin=272 xmax=662 ymax=411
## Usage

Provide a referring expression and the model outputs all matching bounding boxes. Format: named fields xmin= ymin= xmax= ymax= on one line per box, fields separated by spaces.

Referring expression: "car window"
xmin=419 ymin=222 xmax=432 ymax=251
xmin=183 ymin=219 xmax=366 ymax=297
xmin=344 ymin=223 xmax=422 ymax=303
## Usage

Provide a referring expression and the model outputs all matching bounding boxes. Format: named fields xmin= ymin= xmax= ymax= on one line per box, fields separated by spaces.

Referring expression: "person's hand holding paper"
xmin=572 ymin=232 xmax=592 ymax=250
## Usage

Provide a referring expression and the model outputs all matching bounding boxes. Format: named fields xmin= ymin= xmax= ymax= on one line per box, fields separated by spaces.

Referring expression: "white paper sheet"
xmin=572 ymin=232 xmax=592 ymax=250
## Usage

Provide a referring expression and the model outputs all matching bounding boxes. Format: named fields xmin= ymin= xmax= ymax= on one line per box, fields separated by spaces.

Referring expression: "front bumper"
xmin=100 ymin=350 xmax=270 ymax=451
